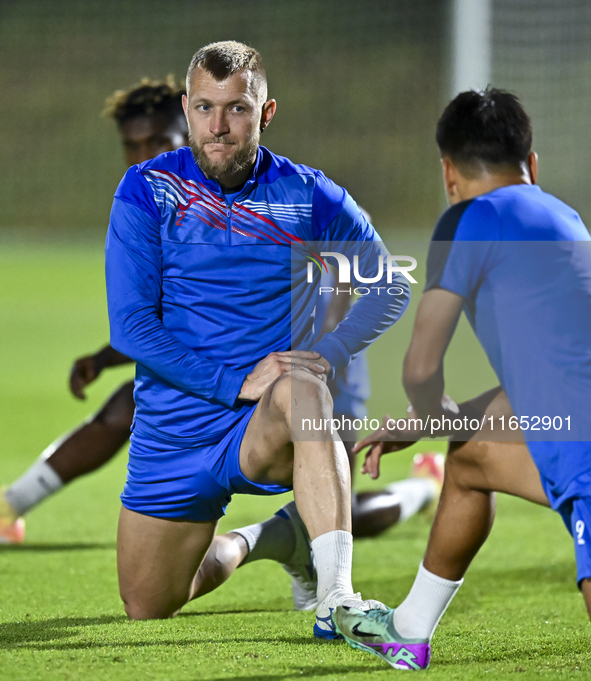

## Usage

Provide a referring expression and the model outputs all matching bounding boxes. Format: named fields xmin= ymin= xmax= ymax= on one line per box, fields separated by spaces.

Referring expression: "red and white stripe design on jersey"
xmin=143 ymin=169 xmax=307 ymax=246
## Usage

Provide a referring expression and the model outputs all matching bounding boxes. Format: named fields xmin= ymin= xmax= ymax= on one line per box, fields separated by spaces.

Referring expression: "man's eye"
xmin=197 ymin=104 xmax=210 ymax=112
xmin=233 ymin=106 xmax=245 ymax=113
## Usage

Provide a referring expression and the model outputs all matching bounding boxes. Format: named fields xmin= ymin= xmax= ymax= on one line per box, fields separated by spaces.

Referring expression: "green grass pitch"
xmin=0 ymin=242 xmax=590 ymax=680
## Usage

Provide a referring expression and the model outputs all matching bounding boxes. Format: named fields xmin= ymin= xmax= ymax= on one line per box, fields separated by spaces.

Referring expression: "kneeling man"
xmin=106 ymin=40 xmax=410 ymax=638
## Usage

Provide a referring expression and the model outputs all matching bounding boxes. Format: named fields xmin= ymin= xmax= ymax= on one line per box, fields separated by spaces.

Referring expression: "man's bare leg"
xmin=47 ymin=381 xmax=134 ymax=483
xmin=118 ymin=506 xmax=217 ymax=619
xmin=190 ymin=520 xmax=308 ymax=602
xmin=239 ymin=370 xmax=385 ymax=638
xmin=118 ymin=370 xmax=350 ymax=621
xmin=189 ymin=532 xmax=249 ymax=599
xmin=119 ymin=517 xmax=294 ymax=614
xmin=239 ymin=371 xmax=351 ymax=540
xmin=424 ymin=439 xmax=548 ymax=581
xmin=338 ymin=420 xmax=401 ymax=537
xmin=118 ymin=371 xmax=383 ymax=623
xmin=2 ymin=381 xmax=134 ymax=521
xmin=392 ymin=389 xmax=550 ymax=640
xmin=581 ymin=580 xmax=591 ymax=618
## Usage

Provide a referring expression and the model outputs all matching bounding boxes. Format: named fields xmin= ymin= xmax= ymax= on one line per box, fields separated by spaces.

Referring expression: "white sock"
xmin=387 ymin=478 xmax=437 ymax=521
xmin=311 ymin=530 xmax=353 ymax=602
xmin=393 ymin=562 xmax=463 ymax=640
xmin=4 ymin=458 xmax=63 ymax=516
xmin=233 ymin=510 xmax=295 ymax=564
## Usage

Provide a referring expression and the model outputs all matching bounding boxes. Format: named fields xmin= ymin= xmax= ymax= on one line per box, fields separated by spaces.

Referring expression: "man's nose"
xmin=210 ymin=110 xmax=230 ymax=137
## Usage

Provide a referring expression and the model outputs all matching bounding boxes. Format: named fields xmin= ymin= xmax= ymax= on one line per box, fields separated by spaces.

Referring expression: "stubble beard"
xmin=189 ymin=129 xmax=259 ymax=183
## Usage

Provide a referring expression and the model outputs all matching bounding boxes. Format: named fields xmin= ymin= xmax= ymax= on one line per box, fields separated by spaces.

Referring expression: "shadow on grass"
xmin=0 ymin=615 xmax=126 ymax=650
xmin=192 ymin=666 xmax=383 ymax=681
xmin=0 ymin=613 xmax=315 ymax=651
xmin=178 ymin=608 xmax=287 ymax=617
xmin=0 ymin=542 xmax=115 ymax=552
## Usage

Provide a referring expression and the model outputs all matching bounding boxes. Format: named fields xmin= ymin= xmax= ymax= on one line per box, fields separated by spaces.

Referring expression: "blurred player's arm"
xmin=319 ymin=284 xmax=351 ymax=336
xmin=69 ymin=344 xmax=133 ymax=400
xmin=318 ymin=204 xmax=372 ymax=337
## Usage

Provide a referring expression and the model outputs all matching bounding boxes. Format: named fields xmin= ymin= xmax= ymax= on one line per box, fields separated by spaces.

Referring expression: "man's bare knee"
xmin=123 ymin=600 xmax=172 ymax=620
xmin=122 ymin=594 xmax=181 ymax=620
xmin=269 ymin=371 xmax=332 ymax=416
xmin=445 ymin=440 xmax=488 ymax=491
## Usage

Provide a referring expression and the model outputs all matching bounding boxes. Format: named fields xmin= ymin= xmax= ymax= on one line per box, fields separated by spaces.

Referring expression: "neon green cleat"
xmin=333 ymin=605 xmax=431 ymax=670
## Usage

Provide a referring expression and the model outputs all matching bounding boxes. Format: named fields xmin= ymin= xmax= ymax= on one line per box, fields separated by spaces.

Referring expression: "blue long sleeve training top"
xmin=106 ymin=146 xmax=410 ymax=445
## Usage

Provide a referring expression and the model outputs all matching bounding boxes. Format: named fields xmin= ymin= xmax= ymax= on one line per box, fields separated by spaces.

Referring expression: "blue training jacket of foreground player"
xmin=426 ymin=183 xmax=591 ymax=511
xmin=105 ymin=145 xmax=410 ymax=519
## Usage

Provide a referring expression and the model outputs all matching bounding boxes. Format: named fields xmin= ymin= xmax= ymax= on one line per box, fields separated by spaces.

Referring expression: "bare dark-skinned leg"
xmin=46 ymin=381 xmax=134 ymax=483
xmin=423 ymin=437 xmax=548 ymax=581
xmin=423 ymin=440 xmax=495 ymax=581
xmin=581 ymin=579 xmax=591 ymax=619
xmin=423 ymin=388 xmax=549 ymax=581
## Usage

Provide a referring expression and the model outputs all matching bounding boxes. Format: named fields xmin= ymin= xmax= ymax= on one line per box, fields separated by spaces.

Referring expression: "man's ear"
xmin=260 ymin=99 xmax=277 ymax=133
xmin=527 ymin=151 xmax=538 ymax=185
xmin=182 ymin=94 xmax=190 ymax=123
xmin=441 ymin=157 xmax=459 ymax=203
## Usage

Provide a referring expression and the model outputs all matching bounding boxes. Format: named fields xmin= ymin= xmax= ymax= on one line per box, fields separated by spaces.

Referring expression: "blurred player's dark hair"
xmin=103 ymin=75 xmax=185 ymax=125
xmin=436 ymin=87 xmax=532 ymax=175
xmin=186 ymin=40 xmax=267 ymax=102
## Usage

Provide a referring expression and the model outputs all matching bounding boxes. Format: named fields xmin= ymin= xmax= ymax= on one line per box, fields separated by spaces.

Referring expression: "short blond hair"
xmin=186 ymin=41 xmax=267 ymax=102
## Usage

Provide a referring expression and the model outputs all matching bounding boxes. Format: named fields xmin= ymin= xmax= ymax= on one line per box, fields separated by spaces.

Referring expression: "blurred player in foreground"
xmin=334 ymin=88 xmax=591 ymax=669
xmin=105 ymin=40 xmax=413 ymax=636
xmin=1 ymin=85 xmax=441 ymax=550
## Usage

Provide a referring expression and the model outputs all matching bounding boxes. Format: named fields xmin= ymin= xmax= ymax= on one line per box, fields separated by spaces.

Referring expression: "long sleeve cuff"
xmin=310 ymin=335 xmax=350 ymax=379
xmin=213 ymin=365 xmax=251 ymax=407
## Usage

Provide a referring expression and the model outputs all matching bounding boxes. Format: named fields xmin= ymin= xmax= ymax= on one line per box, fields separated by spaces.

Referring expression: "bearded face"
xmin=188 ymin=127 xmax=260 ymax=182
xmin=181 ymin=66 xmax=270 ymax=188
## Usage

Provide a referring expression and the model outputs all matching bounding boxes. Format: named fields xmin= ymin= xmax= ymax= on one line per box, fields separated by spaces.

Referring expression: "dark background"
xmin=0 ymin=0 xmax=590 ymax=239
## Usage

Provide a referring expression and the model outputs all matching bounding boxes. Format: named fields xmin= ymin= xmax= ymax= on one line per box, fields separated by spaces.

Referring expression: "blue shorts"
xmin=121 ymin=405 xmax=292 ymax=522
xmin=558 ymin=495 xmax=591 ymax=586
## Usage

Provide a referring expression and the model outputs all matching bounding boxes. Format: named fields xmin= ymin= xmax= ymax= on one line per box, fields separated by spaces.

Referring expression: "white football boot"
xmin=314 ymin=589 xmax=387 ymax=640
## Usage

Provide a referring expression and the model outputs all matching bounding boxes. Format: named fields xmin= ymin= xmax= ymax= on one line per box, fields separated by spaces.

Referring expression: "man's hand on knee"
xmin=238 ymin=350 xmax=329 ymax=401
